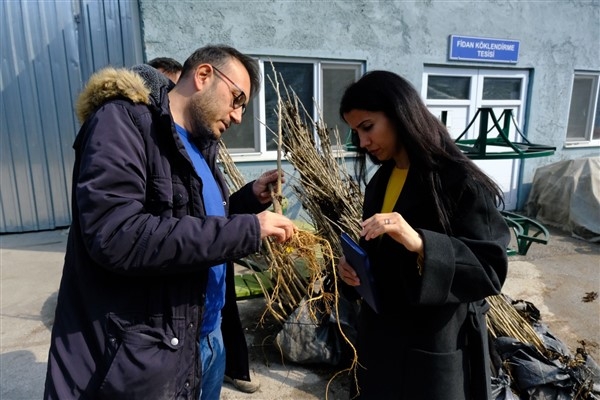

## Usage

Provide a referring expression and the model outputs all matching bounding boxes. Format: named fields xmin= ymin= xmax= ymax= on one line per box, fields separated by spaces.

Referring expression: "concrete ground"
xmin=1 ymin=226 xmax=598 ymax=399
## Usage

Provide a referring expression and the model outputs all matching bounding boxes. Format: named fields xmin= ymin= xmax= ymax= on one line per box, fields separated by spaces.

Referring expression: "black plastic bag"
xmin=491 ymin=367 xmax=519 ymax=400
xmin=274 ymin=294 xmax=357 ymax=365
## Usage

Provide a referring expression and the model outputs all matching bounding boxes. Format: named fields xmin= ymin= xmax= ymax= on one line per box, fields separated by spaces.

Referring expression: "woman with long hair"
xmin=337 ymin=70 xmax=510 ymax=400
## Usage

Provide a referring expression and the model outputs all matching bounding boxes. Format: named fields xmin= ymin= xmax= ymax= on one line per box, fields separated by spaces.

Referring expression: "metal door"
xmin=1 ymin=0 xmax=143 ymax=233
xmin=423 ymin=67 xmax=529 ymax=210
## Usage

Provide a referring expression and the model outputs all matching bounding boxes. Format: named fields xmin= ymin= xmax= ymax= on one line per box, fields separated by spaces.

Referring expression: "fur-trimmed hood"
xmin=75 ymin=64 xmax=170 ymax=123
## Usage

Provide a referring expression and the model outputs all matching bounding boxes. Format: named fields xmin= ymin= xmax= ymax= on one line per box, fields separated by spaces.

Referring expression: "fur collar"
xmin=75 ymin=64 xmax=170 ymax=123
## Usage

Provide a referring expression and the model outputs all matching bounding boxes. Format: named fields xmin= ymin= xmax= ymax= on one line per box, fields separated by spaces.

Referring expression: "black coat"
xmin=351 ymin=161 xmax=510 ymax=400
xmin=44 ymin=66 xmax=264 ymax=399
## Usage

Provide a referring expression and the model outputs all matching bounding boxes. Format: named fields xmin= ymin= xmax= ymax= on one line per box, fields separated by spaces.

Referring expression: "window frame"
xmin=223 ymin=57 xmax=364 ymax=162
xmin=565 ymin=71 xmax=600 ymax=148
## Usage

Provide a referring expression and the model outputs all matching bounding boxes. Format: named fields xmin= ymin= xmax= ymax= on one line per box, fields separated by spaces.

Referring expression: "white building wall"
xmin=141 ymin=0 xmax=599 ymax=209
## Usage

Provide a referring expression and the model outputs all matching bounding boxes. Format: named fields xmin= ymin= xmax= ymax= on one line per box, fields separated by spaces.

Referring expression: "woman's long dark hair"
xmin=339 ymin=70 xmax=504 ymax=233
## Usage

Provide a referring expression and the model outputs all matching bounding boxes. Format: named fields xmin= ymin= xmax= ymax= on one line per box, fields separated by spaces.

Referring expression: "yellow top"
xmin=381 ymin=167 xmax=408 ymax=213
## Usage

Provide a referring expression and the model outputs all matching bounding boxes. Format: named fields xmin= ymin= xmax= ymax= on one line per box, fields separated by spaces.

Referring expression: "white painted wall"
xmin=140 ymin=0 xmax=600 ymax=210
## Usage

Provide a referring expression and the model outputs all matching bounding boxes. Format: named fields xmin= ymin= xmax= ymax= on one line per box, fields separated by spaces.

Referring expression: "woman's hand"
xmin=338 ymin=256 xmax=360 ymax=286
xmin=361 ymin=212 xmax=424 ymax=256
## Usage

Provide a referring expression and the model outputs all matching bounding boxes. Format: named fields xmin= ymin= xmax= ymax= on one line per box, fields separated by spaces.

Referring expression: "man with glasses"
xmin=44 ymin=45 xmax=295 ymax=400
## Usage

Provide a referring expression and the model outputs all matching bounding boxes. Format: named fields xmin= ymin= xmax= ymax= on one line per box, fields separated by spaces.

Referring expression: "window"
xmin=426 ymin=75 xmax=471 ymax=100
xmin=566 ymin=73 xmax=600 ymax=144
xmin=264 ymin=62 xmax=313 ymax=152
xmin=222 ymin=58 xmax=363 ymax=159
xmin=482 ymin=77 xmax=522 ymax=100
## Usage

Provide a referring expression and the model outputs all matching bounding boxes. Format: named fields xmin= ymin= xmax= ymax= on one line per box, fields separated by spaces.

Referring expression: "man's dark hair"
xmin=181 ymin=45 xmax=261 ymax=98
xmin=147 ymin=57 xmax=183 ymax=74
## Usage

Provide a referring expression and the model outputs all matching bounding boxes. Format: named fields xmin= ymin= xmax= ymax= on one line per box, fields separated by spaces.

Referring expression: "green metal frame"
xmin=453 ymin=108 xmax=555 ymax=160
xmin=501 ymin=211 xmax=550 ymax=256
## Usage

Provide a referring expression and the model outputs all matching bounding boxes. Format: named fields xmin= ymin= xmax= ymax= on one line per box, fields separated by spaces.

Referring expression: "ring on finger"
xmin=384 ymin=218 xmax=390 ymax=225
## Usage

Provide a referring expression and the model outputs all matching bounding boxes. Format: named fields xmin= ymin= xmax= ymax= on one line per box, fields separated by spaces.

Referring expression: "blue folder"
xmin=340 ymin=232 xmax=381 ymax=313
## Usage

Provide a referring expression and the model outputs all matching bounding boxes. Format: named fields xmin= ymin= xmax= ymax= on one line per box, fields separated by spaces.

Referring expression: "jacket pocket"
xmin=145 ymin=177 xmax=191 ymax=218
xmin=403 ymin=347 xmax=468 ymax=400
xmin=146 ymin=176 xmax=174 ymax=215
xmin=98 ymin=313 xmax=186 ymax=400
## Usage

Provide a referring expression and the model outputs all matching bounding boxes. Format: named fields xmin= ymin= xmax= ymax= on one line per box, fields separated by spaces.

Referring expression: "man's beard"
xmin=186 ymin=93 xmax=218 ymax=149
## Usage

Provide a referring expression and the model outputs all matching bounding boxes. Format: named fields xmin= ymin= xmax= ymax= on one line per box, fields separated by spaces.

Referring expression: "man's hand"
xmin=252 ymin=170 xmax=285 ymax=204
xmin=256 ymin=210 xmax=296 ymax=242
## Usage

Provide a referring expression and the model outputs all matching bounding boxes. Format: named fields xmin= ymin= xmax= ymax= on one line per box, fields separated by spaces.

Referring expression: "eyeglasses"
xmin=212 ymin=65 xmax=247 ymax=115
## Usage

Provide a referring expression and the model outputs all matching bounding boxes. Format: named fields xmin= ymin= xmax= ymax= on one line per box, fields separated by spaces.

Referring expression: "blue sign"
xmin=449 ymin=35 xmax=520 ymax=63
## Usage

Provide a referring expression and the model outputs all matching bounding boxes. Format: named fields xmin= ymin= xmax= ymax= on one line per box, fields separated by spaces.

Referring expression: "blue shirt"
xmin=176 ymin=124 xmax=226 ymax=335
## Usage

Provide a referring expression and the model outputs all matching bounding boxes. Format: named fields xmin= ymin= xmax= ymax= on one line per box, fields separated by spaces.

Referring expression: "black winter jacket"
xmin=44 ymin=66 xmax=264 ymax=399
